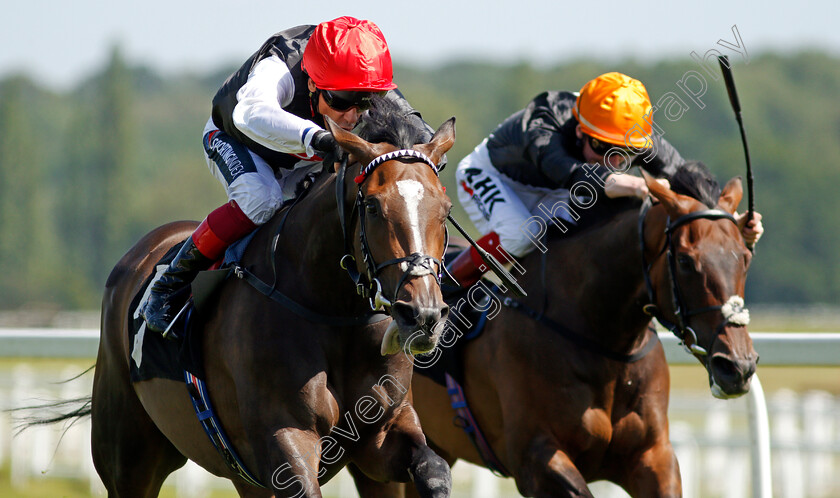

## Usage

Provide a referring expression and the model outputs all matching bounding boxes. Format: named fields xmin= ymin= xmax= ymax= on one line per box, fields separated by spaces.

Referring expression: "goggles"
xmin=587 ymin=135 xmax=636 ymax=156
xmin=320 ymin=89 xmax=385 ymax=112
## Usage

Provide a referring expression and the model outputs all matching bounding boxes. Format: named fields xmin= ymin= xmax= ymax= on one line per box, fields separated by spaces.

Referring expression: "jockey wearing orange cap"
xmin=450 ymin=72 xmax=764 ymax=287
xmin=142 ymin=17 xmax=433 ymax=337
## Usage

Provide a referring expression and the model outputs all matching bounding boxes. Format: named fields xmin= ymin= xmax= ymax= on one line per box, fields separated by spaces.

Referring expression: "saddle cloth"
xmin=128 ymin=232 xmax=256 ymax=383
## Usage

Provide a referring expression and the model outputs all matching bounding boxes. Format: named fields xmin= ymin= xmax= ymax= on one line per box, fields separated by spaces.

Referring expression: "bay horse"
xmin=90 ymin=100 xmax=457 ymax=497
xmin=353 ymin=164 xmax=758 ymax=497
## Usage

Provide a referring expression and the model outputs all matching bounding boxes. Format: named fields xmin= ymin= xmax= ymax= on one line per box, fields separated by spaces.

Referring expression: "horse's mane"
xmin=356 ymin=96 xmax=428 ymax=147
xmin=300 ymin=96 xmax=427 ymax=197
xmin=544 ymin=160 xmax=722 ymax=241
xmin=669 ymin=160 xmax=721 ymax=208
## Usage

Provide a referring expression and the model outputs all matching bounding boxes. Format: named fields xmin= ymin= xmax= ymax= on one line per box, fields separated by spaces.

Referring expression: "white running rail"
xmin=2 ymin=329 xmax=839 ymax=498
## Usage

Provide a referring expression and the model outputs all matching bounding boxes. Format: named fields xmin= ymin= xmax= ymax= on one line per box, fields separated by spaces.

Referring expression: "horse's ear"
xmin=415 ymin=117 xmax=456 ymax=165
xmin=324 ymin=116 xmax=380 ymax=167
xmin=718 ymin=176 xmax=743 ymax=214
xmin=642 ymin=170 xmax=697 ymax=217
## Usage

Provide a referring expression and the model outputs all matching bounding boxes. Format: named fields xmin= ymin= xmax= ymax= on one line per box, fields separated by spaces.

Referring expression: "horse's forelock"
xmin=358 ymin=97 xmax=426 ymax=149
xmin=669 ymin=160 xmax=721 ymax=209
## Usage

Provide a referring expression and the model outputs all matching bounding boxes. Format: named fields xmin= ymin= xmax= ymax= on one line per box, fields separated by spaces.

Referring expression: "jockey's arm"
xmin=603 ymin=173 xmax=669 ymax=199
xmin=231 ymin=56 xmax=323 ymax=159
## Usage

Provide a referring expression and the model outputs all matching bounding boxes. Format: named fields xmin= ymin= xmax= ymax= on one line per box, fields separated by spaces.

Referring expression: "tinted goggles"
xmin=587 ymin=134 xmax=636 ymax=157
xmin=320 ymin=89 xmax=385 ymax=111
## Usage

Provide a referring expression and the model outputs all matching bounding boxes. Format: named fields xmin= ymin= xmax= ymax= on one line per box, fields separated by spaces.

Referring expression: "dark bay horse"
xmin=91 ymin=102 xmax=457 ymax=497
xmin=355 ymin=165 xmax=758 ymax=497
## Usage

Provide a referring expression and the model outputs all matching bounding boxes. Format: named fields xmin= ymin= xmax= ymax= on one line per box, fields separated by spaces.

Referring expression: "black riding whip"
xmin=447 ymin=215 xmax=527 ymax=297
xmin=717 ymin=56 xmax=756 ymax=229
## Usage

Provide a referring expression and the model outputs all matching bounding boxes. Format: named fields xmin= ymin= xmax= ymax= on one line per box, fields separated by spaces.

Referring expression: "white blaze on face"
xmin=396 ymin=179 xmax=425 ymax=253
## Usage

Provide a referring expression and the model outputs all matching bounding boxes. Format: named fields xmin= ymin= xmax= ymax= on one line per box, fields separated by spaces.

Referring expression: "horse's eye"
xmin=677 ymin=254 xmax=694 ymax=271
xmin=365 ymin=200 xmax=379 ymax=216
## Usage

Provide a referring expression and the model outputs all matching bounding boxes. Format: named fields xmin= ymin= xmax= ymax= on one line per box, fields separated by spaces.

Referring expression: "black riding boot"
xmin=141 ymin=237 xmax=213 ymax=338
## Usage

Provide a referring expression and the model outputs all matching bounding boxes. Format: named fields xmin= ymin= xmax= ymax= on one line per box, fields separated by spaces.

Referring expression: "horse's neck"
xmin=251 ymin=173 xmax=362 ymax=313
xmin=541 ymin=206 xmax=655 ymax=349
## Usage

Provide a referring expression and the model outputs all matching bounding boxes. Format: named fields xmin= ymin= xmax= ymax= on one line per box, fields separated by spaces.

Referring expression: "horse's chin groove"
xmin=709 ymin=380 xmax=748 ymax=400
xmin=408 ymin=337 xmax=437 ymax=356
xmin=380 ymin=321 xmax=401 ymax=356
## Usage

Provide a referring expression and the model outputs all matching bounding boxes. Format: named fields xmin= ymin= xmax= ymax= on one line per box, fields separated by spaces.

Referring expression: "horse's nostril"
xmin=711 ymin=354 xmax=756 ymax=384
xmin=711 ymin=355 xmax=740 ymax=381
xmin=391 ymin=301 xmax=418 ymax=327
xmin=392 ymin=301 xmax=447 ymax=333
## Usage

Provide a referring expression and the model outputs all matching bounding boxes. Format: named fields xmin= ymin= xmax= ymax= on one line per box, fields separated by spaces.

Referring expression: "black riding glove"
xmin=311 ymin=130 xmax=338 ymax=157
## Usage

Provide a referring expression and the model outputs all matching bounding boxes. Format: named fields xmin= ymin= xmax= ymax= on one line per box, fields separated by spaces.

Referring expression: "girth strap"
xmin=445 ymin=373 xmax=511 ymax=478
xmin=185 ymin=371 xmax=266 ymax=488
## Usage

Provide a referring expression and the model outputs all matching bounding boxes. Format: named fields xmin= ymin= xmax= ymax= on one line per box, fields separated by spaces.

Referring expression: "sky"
xmin=2 ymin=0 xmax=838 ymax=90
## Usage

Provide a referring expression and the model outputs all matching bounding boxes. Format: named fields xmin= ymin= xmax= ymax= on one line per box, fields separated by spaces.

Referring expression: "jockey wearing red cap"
xmin=142 ymin=17 xmax=433 ymax=337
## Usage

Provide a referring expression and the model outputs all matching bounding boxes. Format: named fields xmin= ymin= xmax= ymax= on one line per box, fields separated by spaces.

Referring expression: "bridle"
xmin=232 ymin=148 xmax=447 ymax=326
xmin=336 ymin=149 xmax=448 ymax=312
xmin=638 ymin=197 xmax=750 ymax=360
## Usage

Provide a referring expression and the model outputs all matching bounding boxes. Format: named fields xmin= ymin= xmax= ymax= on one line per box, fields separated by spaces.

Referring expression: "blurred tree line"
xmin=0 ymin=47 xmax=837 ymax=309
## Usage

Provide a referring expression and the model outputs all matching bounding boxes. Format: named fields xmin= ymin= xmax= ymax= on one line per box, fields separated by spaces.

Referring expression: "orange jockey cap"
xmin=572 ymin=72 xmax=653 ymax=149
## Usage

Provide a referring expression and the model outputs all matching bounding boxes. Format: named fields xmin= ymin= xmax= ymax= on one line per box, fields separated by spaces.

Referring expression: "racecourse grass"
xmin=0 ymin=463 xmax=522 ymax=497
xmin=0 ymin=463 xmax=89 ymax=498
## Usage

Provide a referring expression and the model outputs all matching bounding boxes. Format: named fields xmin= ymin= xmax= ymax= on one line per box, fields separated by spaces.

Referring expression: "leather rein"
xmin=337 ymin=149 xmax=448 ymax=312
xmin=638 ymin=197 xmax=749 ymax=360
xmin=234 ymin=149 xmax=446 ymax=327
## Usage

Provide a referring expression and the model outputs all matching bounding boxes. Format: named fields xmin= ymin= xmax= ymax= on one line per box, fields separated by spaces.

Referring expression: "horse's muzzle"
xmin=381 ymin=300 xmax=449 ymax=356
xmin=708 ymin=328 xmax=759 ymax=398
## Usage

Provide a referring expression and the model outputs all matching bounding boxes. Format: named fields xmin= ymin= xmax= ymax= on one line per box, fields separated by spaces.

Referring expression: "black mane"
xmin=669 ymin=160 xmax=721 ymax=208
xmin=544 ymin=161 xmax=723 ymax=241
xmin=357 ymin=96 xmax=427 ymax=148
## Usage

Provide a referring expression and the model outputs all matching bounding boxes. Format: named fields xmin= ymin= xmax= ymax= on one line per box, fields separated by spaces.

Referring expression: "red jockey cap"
xmin=302 ymin=16 xmax=398 ymax=92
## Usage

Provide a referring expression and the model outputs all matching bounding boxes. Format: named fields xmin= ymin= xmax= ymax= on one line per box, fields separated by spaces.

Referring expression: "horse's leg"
xmin=347 ymin=463 xmax=407 ymax=498
xmin=351 ymin=401 xmax=451 ymax=498
xmin=349 ymin=437 xmax=458 ymax=498
xmin=514 ymin=440 xmax=593 ymax=498
xmin=231 ymin=481 xmax=275 ymax=498
xmin=91 ymin=340 xmax=187 ymax=496
xmin=618 ymin=439 xmax=682 ymax=497
xmin=255 ymin=427 xmax=325 ymax=498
